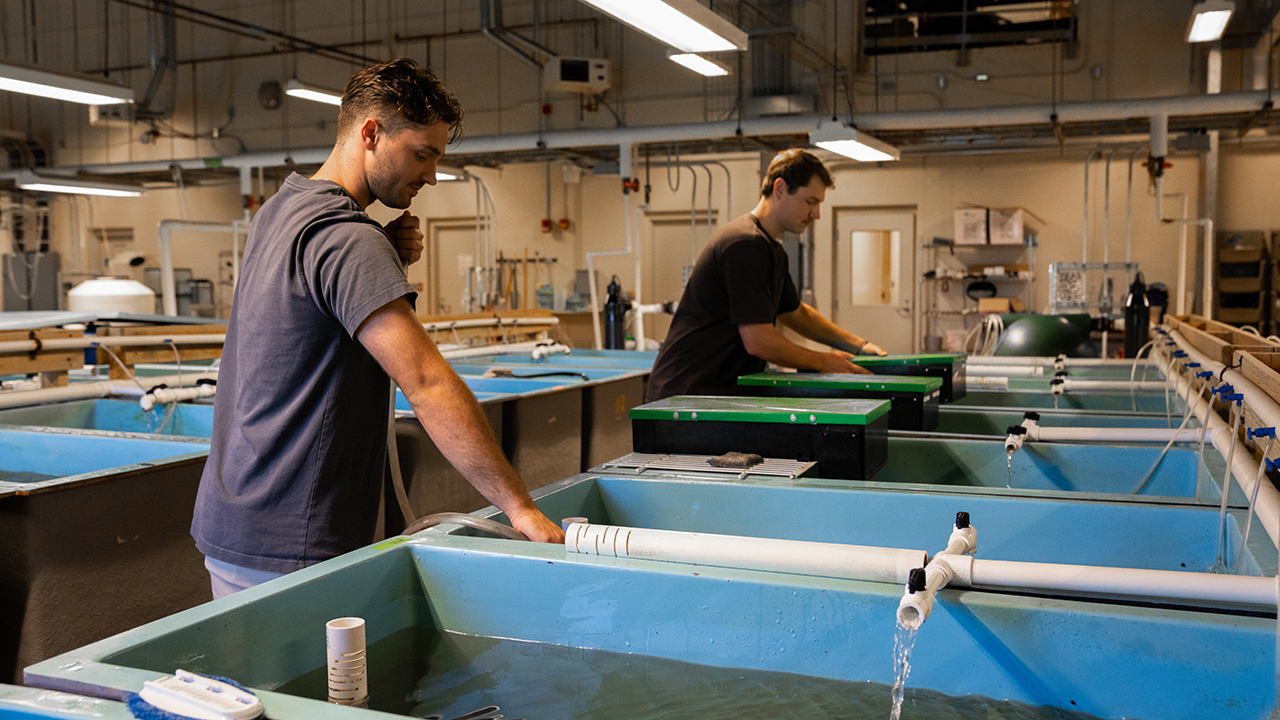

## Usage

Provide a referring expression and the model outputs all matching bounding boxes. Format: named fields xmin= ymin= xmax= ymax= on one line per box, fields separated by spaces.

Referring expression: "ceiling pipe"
xmin=478 ymin=0 xmax=551 ymax=69
xmin=5 ymin=90 xmax=1273 ymax=180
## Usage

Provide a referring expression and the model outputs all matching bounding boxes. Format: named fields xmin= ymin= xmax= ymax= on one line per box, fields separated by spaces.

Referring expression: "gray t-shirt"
xmin=191 ymin=173 xmax=416 ymax=573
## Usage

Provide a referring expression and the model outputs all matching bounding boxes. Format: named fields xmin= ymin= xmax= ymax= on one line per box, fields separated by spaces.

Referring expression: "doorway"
xmin=423 ymin=218 xmax=480 ymax=316
xmin=641 ymin=209 xmax=717 ymax=343
xmin=832 ymin=207 xmax=918 ymax=354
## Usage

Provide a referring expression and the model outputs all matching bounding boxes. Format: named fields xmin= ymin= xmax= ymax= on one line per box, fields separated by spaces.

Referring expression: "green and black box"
xmin=737 ymin=371 xmax=942 ymax=431
xmin=630 ymin=396 xmax=890 ymax=480
xmin=843 ymin=353 xmax=966 ymax=402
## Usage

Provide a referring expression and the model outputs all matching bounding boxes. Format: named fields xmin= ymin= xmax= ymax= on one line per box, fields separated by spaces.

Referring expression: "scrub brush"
xmin=127 ymin=669 xmax=263 ymax=720
xmin=481 ymin=367 xmax=589 ymax=381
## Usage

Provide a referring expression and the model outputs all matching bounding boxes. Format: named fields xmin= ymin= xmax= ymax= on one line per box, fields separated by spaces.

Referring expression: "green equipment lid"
xmin=847 ymin=353 xmax=965 ymax=367
xmin=630 ymin=395 xmax=890 ymax=425
xmin=737 ymin=371 xmax=942 ymax=393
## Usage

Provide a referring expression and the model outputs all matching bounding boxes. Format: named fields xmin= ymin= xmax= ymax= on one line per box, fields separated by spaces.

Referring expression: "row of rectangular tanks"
xmin=3 ymin=347 xmax=1277 ymax=719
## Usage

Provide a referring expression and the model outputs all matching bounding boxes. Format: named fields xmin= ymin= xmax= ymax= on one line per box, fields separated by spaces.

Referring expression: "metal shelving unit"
xmin=921 ymin=239 xmax=1037 ymax=343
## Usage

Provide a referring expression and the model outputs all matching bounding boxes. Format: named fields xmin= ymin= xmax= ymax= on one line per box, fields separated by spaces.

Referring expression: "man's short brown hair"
xmin=337 ymin=59 xmax=464 ymax=143
xmin=760 ymin=149 xmax=834 ymax=197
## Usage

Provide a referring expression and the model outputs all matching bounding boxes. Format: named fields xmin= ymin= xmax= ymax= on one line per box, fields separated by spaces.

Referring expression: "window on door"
xmin=850 ymin=230 xmax=900 ymax=306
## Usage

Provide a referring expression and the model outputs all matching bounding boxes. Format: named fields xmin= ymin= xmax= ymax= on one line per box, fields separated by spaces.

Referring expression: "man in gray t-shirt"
xmin=192 ymin=59 xmax=563 ymax=597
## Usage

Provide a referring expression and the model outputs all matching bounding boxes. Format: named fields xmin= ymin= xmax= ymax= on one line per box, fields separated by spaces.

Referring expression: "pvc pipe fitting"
xmin=139 ymin=383 xmax=217 ymax=412
xmin=1005 ymin=425 xmax=1027 ymax=453
xmin=326 ymin=617 xmax=368 ymax=707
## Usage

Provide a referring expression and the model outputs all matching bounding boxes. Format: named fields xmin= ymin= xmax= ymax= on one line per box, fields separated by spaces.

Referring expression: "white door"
xmin=424 ymin=220 xmax=478 ymax=316
xmin=832 ymin=208 xmax=917 ymax=354
xmin=642 ymin=210 xmax=716 ymax=344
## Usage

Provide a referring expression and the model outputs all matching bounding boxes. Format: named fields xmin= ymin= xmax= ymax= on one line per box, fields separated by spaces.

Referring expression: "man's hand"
xmin=858 ymin=341 xmax=888 ymax=357
xmin=509 ymin=507 xmax=566 ymax=544
xmin=385 ymin=210 xmax=423 ymax=267
xmin=816 ymin=349 xmax=874 ymax=374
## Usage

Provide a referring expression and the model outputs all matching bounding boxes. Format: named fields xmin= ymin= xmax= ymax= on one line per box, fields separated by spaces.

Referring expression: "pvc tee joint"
xmin=897 ymin=513 xmax=977 ymax=630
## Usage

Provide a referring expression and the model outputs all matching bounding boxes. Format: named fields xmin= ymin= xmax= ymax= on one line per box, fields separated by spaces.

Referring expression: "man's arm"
xmin=355 ymin=297 xmax=564 ymax=543
xmin=777 ymin=303 xmax=887 ymax=356
xmin=738 ymin=323 xmax=872 ymax=374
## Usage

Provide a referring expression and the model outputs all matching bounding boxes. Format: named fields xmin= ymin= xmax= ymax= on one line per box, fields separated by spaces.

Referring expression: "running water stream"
xmin=889 ymin=624 xmax=919 ymax=720
xmin=1006 ymin=449 xmax=1014 ymax=488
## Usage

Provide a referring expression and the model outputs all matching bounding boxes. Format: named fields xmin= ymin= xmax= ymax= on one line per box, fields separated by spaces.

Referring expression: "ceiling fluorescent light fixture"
xmin=285 ymin=79 xmax=342 ymax=106
xmin=1187 ymin=0 xmax=1234 ymax=42
xmin=668 ymin=52 xmax=730 ymax=77
xmin=809 ymin=122 xmax=900 ymax=162
xmin=15 ymin=170 xmax=144 ymax=198
xmin=577 ymin=0 xmax=748 ymax=53
xmin=0 ymin=61 xmax=134 ymax=105
xmin=436 ymin=171 xmax=459 ymax=181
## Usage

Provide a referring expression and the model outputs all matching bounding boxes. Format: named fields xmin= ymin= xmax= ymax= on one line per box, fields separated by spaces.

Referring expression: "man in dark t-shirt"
xmin=192 ymin=60 xmax=563 ymax=598
xmin=647 ymin=149 xmax=885 ymax=400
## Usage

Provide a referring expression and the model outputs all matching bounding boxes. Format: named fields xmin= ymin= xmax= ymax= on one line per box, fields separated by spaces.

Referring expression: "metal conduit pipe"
xmin=16 ymin=90 xmax=1272 ymax=182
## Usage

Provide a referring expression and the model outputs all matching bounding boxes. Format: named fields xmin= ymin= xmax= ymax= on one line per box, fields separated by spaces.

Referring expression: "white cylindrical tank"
xmin=67 ymin=277 xmax=156 ymax=314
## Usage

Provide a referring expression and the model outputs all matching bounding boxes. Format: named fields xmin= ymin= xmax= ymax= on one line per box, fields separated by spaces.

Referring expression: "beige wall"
xmin=19 ymin=143 xmax=1280 ymax=348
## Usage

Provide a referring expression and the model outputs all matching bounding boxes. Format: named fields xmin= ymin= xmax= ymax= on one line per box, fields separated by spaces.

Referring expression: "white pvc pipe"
xmin=968 ymin=376 xmax=1010 ymax=389
xmin=964 ymin=356 xmax=1159 ymax=368
xmin=966 ymin=365 xmax=1045 ymax=377
xmin=1163 ymin=330 xmax=1280 ymax=546
xmin=571 ymin=523 xmax=1276 ymax=615
xmin=0 ymin=318 xmax=552 ymax=355
xmin=586 ymin=143 xmax=634 ymax=351
xmin=1059 ymin=379 xmax=1167 ymax=392
xmin=566 ymin=522 xmax=927 ymax=585
xmin=0 ymin=371 xmax=219 ymax=409
xmin=633 ymin=203 xmax=647 ymax=351
xmin=158 ymin=220 xmax=243 ymax=316
xmin=0 ymin=334 xmax=227 ymax=354
xmin=1166 ymin=193 xmax=1190 ymax=316
xmin=140 ymin=383 xmax=216 ymax=411
xmin=971 ymin=558 xmax=1274 ymax=608
xmin=1027 ymin=426 xmax=1203 ymax=444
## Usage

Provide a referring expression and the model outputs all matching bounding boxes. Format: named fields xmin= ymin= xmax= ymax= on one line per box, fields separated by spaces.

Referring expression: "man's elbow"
xmin=738 ymin=328 xmax=770 ymax=359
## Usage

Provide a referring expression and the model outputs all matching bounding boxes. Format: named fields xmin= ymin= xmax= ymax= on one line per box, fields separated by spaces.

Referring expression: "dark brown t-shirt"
xmin=646 ymin=213 xmax=800 ymax=401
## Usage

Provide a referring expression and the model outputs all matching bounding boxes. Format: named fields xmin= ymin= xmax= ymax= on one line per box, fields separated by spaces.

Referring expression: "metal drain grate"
xmin=601 ymin=452 xmax=816 ymax=479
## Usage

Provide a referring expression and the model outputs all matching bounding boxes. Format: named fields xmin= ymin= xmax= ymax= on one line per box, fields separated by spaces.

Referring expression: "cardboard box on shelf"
xmin=990 ymin=207 xmax=1036 ymax=245
xmin=976 ymin=297 xmax=1025 ymax=314
xmin=954 ymin=208 xmax=988 ymax=245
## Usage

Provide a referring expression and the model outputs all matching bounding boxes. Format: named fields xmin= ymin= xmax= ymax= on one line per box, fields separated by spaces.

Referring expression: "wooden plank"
xmin=107 ymin=324 xmax=229 ymax=336
xmin=1169 ymin=317 xmax=1234 ymax=366
xmin=1238 ymin=352 xmax=1280 ymax=407
xmin=105 ymin=347 xmax=224 ymax=366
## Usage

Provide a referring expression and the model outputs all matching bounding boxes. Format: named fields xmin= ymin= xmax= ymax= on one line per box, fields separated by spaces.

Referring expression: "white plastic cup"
xmin=326 ymin=617 xmax=368 ymax=707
